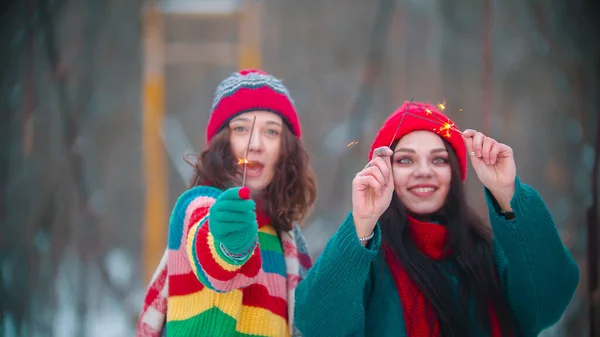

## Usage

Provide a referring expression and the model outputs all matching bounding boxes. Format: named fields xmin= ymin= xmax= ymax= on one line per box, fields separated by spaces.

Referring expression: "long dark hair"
xmin=379 ymin=139 xmax=515 ymax=337
xmin=186 ymin=125 xmax=317 ymax=233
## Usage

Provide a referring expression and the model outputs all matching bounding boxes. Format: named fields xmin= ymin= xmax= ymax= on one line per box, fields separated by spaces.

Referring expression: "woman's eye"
xmin=395 ymin=157 xmax=413 ymax=164
xmin=233 ymin=126 xmax=246 ymax=132
xmin=433 ymin=157 xmax=449 ymax=164
xmin=266 ymin=129 xmax=279 ymax=136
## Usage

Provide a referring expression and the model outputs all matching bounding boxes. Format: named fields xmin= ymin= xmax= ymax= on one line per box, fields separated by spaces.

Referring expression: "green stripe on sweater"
xmin=166 ymin=307 xmax=269 ymax=337
xmin=258 ymin=231 xmax=283 ymax=254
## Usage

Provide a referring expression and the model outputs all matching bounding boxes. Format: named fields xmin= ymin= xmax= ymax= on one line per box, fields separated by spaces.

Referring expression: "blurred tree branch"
xmin=525 ymin=2 xmax=599 ymax=336
xmin=317 ymin=0 xmax=396 ymax=220
xmin=0 ymin=0 xmax=70 ymax=333
xmin=39 ymin=0 xmax=142 ymax=334
xmin=1 ymin=0 xmax=138 ymax=335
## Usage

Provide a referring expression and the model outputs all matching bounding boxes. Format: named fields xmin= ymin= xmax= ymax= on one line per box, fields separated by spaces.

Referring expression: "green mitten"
xmin=209 ymin=187 xmax=257 ymax=255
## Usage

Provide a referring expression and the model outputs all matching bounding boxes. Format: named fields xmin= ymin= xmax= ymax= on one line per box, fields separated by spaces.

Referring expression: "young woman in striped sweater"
xmin=295 ymin=100 xmax=579 ymax=337
xmin=137 ymin=69 xmax=316 ymax=337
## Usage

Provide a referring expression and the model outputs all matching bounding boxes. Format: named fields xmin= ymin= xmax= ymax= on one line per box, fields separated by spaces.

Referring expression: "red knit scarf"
xmin=383 ymin=216 xmax=505 ymax=337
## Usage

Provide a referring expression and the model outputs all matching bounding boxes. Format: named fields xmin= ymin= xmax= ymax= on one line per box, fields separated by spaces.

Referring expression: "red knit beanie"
xmin=205 ymin=69 xmax=301 ymax=144
xmin=369 ymin=100 xmax=467 ymax=181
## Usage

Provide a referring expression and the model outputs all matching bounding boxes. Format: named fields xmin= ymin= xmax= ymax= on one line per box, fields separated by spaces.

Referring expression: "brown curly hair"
xmin=186 ymin=126 xmax=317 ymax=233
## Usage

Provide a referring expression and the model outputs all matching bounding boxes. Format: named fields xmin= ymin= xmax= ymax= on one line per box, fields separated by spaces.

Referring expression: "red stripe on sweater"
xmin=241 ymin=283 xmax=288 ymax=319
xmin=169 ymin=272 xmax=205 ymax=296
xmin=194 ymin=221 xmax=262 ymax=281
xmin=186 ymin=206 xmax=210 ymax=236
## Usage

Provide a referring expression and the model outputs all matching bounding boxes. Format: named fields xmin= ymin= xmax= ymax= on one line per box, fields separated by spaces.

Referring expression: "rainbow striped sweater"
xmin=164 ymin=186 xmax=311 ymax=337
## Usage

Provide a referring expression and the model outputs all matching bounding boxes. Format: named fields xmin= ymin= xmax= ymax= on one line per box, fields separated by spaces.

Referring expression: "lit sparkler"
xmin=351 ymin=98 xmax=465 ymax=152
xmin=411 ymin=101 xmax=464 ymax=137
xmin=239 ymin=116 xmax=257 ymax=187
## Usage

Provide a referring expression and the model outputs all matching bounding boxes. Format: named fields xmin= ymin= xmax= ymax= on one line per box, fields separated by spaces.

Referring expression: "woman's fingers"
xmin=362 ymin=166 xmax=385 ymax=186
xmin=481 ymin=136 xmax=496 ymax=165
xmin=489 ymin=141 xmax=502 ymax=165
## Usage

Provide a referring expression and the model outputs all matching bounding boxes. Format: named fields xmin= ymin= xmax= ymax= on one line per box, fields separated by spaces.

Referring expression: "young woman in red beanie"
xmin=136 ymin=69 xmax=316 ymax=337
xmin=294 ymin=100 xmax=579 ymax=337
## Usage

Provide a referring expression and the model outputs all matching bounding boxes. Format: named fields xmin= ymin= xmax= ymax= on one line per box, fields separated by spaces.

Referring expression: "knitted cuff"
xmin=219 ymin=240 xmax=259 ymax=262
xmin=484 ymin=176 xmax=522 ymax=224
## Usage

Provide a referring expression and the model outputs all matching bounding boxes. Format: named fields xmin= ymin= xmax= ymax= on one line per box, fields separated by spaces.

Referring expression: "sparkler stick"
xmin=241 ymin=116 xmax=257 ymax=187
xmin=357 ymin=98 xmax=464 ymax=153
xmin=388 ymin=98 xmax=414 ymax=148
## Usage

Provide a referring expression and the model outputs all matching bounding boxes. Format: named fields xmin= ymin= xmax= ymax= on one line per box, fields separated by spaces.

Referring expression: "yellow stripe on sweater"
xmin=168 ymin=289 xmax=289 ymax=336
xmin=258 ymin=225 xmax=277 ymax=236
xmin=236 ymin=306 xmax=290 ymax=337
xmin=167 ymin=287 xmax=243 ymax=321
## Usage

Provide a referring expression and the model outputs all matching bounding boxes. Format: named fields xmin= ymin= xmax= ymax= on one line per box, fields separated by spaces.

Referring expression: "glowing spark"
xmin=437 ymin=100 xmax=446 ymax=111
xmin=347 ymin=141 xmax=358 ymax=147
xmin=413 ymin=102 xmax=447 ymax=125
xmin=434 ymin=121 xmax=457 ymax=139
xmin=395 ymin=100 xmax=465 ymax=141
xmin=411 ymin=102 xmax=464 ymax=135
xmin=238 ymin=158 xmax=249 ymax=165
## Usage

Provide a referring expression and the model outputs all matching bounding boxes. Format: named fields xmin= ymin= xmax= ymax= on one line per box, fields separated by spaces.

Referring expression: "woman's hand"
xmin=462 ymin=129 xmax=516 ymax=210
xmin=210 ymin=187 xmax=257 ymax=253
xmin=352 ymin=147 xmax=395 ymax=240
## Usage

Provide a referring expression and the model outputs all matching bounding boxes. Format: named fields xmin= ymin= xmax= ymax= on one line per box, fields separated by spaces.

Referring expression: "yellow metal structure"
xmin=141 ymin=0 xmax=263 ymax=285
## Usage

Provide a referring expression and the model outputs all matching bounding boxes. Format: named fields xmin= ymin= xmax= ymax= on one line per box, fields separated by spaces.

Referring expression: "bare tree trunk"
xmin=39 ymin=0 xmax=107 ymax=333
xmin=587 ymin=56 xmax=600 ymax=337
xmin=322 ymin=0 xmax=396 ymax=219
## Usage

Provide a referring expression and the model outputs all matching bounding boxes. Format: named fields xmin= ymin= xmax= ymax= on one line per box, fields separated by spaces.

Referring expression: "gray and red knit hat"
xmin=205 ymin=69 xmax=301 ymax=144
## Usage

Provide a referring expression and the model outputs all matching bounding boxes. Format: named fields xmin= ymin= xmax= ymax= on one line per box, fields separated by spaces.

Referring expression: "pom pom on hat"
xmin=238 ymin=68 xmax=268 ymax=76
xmin=369 ymin=100 xmax=468 ymax=181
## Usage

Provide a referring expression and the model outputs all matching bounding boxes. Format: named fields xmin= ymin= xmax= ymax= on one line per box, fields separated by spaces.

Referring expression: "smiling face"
xmin=392 ymin=130 xmax=452 ymax=216
xmin=229 ymin=110 xmax=283 ymax=194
